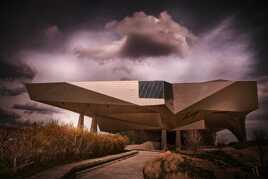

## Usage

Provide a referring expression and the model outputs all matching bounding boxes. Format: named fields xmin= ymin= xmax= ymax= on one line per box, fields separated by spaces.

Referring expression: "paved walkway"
xmin=29 ymin=151 xmax=138 ymax=179
xmin=76 ymin=151 xmax=160 ymax=179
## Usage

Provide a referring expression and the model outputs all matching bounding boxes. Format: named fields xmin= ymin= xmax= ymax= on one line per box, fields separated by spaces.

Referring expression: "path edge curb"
xmin=62 ymin=150 xmax=138 ymax=179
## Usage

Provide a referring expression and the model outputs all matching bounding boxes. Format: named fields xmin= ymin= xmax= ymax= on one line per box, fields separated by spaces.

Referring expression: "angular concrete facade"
xmin=26 ymin=80 xmax=258 ymax=149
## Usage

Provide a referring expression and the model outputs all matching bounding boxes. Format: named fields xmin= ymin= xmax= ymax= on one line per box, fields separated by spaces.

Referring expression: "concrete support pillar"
xmin=161 ymin=129 xmax=167 ymax=150
xmin=239 ymin=118 xmax=247 ymax=143
xmin=90 ymin=116 xmax=98 ymax=133
xmin=77 ymin=113 xmax=84 ymax=129
xmin=225 ymin=116 xmax=247 ymax=143
xmin=231 ymin=117 xmax=247 ymax=143
xmin=175 ymin=130 xmax=182 ymax=151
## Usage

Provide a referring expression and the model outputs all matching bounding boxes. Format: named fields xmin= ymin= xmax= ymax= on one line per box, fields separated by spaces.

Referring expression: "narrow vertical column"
xmin=161 ymin=129 xmax=167 ymax=150
xmin=239 ymin=117 xmax=247 ymax=142
xmin=77 ymin=113 xmax=84 ymax=129
xmin=90 ymin=116 xmax=98 ymax=133
xmin=175 ymin=130 xmax=182 ymax=151
xmin=226 ymin=116 xmax=247 ymax=143
xmin=233 ymin=117 xmax=247 ymax=142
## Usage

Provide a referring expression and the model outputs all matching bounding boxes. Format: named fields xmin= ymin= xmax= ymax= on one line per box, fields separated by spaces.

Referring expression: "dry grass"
xmin=143 ymin=148 xmax=264 ymax=179
xmin=0 ymin=121 xmax=128 ymax=177
xmin=143 ymin=152 xmax=216 ymax=179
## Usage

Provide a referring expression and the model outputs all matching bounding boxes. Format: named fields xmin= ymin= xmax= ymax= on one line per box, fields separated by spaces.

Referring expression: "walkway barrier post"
xmin=161 ymin=129 xmax=167 ymax=150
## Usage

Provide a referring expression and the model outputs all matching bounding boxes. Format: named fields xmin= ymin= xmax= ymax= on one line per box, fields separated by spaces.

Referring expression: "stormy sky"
xmin=0 ymin=0 xmax=267 ymax=140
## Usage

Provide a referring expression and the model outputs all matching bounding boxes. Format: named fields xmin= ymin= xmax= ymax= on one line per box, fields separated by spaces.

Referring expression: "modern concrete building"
xmin=26 ymin=80 xmax=258 ymax=150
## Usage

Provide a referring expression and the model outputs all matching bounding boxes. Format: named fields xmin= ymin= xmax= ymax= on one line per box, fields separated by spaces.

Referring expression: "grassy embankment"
xmin=0 ymin=121 xmax=128 ymax=178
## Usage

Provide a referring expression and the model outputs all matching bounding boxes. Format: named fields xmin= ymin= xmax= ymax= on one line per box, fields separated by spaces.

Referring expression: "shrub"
xmin=143 ymin=152 xmax=215 ymax=179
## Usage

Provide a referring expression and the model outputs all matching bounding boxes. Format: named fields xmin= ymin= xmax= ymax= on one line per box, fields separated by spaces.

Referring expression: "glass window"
xmin=139 ymin=81 xmax=173 ymax=99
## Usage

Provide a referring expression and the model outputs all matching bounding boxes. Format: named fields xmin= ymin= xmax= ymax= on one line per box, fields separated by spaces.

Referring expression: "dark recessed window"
xmin=139 ymin=81 xmax=173 ymax=99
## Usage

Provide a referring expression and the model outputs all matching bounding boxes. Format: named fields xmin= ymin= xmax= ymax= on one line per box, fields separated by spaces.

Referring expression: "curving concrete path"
xmin=76 ymin=151 xmax=160 ymax=179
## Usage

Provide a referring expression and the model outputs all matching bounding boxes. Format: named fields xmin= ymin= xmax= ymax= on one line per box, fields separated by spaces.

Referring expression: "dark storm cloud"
xmin=246 ymin=77 xmax=268 ymax=137
xmin=258 ymin=76 xmax=268 ymax=98
xmin=0 ymin=107 xmax=20 ymax=125
xmin=0 ymin=0 xmax=267 ymax=131
xmin=75 ymin=11 xmax=196 ymax=59
xmin=120 ymin=33 xmax=178 ymax=58
xmin=246 ymin=76 xmax=268 ymax=124
xmin=0 ymin=60 xmax=35 ymax=81
xmin=115 ymin=11 xmax=196 ymax=58
xmin=13 ymin=103 xmax=61 ymax=115
xmin=0 ymin=85 xmax=26 ymax=96
xmin=23 ymin=12 xmax=254 ymax=82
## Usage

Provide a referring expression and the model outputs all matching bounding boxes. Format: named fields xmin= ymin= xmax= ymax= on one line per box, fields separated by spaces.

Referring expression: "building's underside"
xmin=26 ymin=80 xmax=258 ymax=149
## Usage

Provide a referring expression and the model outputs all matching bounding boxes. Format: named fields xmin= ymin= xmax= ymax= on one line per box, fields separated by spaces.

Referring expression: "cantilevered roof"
xmin=69 ymin=81 xmax=165 ymax=106
xmin=168 ymin=80 xmax=234 ymax=113
xmin=26 ymin=80 xmax=258 ymax=132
